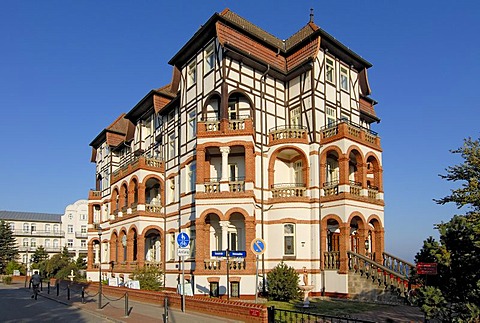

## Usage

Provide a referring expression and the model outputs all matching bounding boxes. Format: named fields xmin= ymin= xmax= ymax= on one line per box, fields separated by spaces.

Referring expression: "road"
xmin=0 ymin=283 xmax=111 ymax=323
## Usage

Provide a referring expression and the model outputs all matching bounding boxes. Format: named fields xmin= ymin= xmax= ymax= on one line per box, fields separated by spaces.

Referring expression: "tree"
xmin=132 ymin=265 xmax=163 ymax=291
xmin=415 ymin=137 xmax=480 ymax=321
xmin=31 ymin=246 xmax=49 ymax=265
xmin=266 ymin=262 xmax=301 ymax=301
xmin=0 ymin=220 xmax=19 ymax=274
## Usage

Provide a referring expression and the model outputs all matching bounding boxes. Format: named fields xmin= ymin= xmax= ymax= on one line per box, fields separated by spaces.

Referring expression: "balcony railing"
xmin=321 ymin=119 xmax=379 ymax=147
xmin=323 ymin=180 xmax=339 ymax=196
xmin=271 ymin=183 xmax=306 ymax=198
xmin=88 ymin=190 xmax=102 ymax=200
xmin=14 ymin=230 xmax=64 ymax=237
xmin=324 ymin=251 xmax=340 ymax=269
xmin=269 ymin=125 xmax=308 ymax=145
xmin=349 ymin=180 xmax=362 ymax=196
xmin=75 ymin=232 xmax=88 ymax=239
xmin=145 ymin=203 xmax=163 ymax=214
xmin=198 ymin=116 xmax=253 ymax=137
xmin=203 ymin=259 xmax=246 ymax=271
xmin=203 ymin=177 xmax=246 ymax=193
xmin=112 ymin=155 xmax=163 ymax=184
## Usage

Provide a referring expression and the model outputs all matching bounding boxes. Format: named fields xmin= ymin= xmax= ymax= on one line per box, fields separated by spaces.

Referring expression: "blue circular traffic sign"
xmin=251 ymin=238 xmax=266 ymax=255
xmin=177 ymin=232 xmax=190 ymax=248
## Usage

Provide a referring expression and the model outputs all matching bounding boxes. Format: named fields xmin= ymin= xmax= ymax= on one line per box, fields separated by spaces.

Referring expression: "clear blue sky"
xmin=1 ymin=1 xmax=479 ymax=262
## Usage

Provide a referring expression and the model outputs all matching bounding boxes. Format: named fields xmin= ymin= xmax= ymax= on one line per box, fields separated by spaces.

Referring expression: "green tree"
xmin=5 ymin=260 xmax=26 ymax=275
xmin=0 ymin=220 xmax=19 ymax=274
xmin=132 ymin=265 xmax=163 ymax=291
xmin=31 ymin=246 xmax=49 ymax=265
xmin=266 ymin=262 xmax=301 ymax=301
xmin=415 ymin=137 xmax=480 ymax=322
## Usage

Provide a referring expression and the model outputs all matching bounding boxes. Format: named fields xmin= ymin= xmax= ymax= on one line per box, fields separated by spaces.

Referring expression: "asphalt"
xmin=9 ymin=282 xmax=241 ymax=323
xmin=4 ymin=282 xmax=425 ymax=323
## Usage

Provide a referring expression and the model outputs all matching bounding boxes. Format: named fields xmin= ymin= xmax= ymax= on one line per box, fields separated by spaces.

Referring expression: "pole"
xmin=226 ymin=249 xmax=230 ymax=300
xmin=98 ymin=228 xmax=102 ymax=310
xmin=24 ymin=248 xmax=29 ymax=288
xmin=181 ymin=256 xmax=185 ymax=312
xmin=125 ymin=292 xmax=129 ymax=317
xmin=255 ymin=255 xmax=259 ymax=303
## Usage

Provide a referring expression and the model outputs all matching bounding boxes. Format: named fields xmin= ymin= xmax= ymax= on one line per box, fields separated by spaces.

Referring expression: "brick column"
xmin=375 ymin=228 xmax=385 ymax=264
xmin=87 ymin=240 xmax=94 ymax=270
xmin=137 ymin=235 xmax=145 ymax=266
xmin=338 ymin=223 xmax=350 ymax=274
xmin=88 ymin=204 xmax=94 ymax=224
xmin=138 ymin=183 xmax=146 ymax=205
xmin=244 ymin=217 xmax=256 ymax=272
xmin=339 ymin=156 xmax=349 ymax=186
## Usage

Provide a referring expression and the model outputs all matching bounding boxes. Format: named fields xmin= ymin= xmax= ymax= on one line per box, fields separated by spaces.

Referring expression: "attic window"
xmin=204 ymin=43 xmax=215 ymax=73
xmin=187 ymin=60 xmax=197 ymax=87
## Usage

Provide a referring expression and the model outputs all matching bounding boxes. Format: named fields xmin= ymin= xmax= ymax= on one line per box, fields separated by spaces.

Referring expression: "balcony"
xmin=321 ymin=120 xmax=380 ymax=148
xmin=323 ymin=181 xmax=339 ymax=196
xmin=202 ymin=178 xmax=246 ymax=194
xmin=111 ymin=155 xmax=164 ymax=184
xmin=203 ymin=258 xmax=246 ymax=272
xmin=14 ymin=230 xmax=64 ymax=237
xmin=271 ymin=183 xmax=306 ymax=198
xmin=145 ymin=203 xmax=163 ymax=214
xmin=268 ymin=125 xmax=308 ymax=146
xmin=349 ymin=180 xmax=362 ymax=196
xmin=197 ymin=116 xmax=253 ymax=138
xmin=75 ymin=231 xmax=88 ymax=239
xmin=88 ymin=190 xmax=102 ymax=200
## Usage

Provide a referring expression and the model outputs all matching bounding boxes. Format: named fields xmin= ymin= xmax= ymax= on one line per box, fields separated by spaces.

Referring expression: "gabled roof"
xmin=0 ymin=210 xmax=62 ymax=223
xmin=89 ymin=113 xmax=134 ymax=149
xmin=169 ymin=8 xmax=372 ymax=72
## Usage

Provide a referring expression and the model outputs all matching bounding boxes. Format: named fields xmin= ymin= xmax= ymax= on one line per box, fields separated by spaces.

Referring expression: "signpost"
xmin=177 ymin=232 xmax=190 ymax=312
xmin=211 ymin=249 xmax=247 ymax=300
xmin=250 ymin=238 xmax=266 ymax=303
xmin=417 ymin=262 xmax=437 ymax=275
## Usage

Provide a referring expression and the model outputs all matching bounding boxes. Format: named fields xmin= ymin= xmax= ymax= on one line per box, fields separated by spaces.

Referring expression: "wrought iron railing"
xmin=268 ymin=306 xmax=375 ymax=323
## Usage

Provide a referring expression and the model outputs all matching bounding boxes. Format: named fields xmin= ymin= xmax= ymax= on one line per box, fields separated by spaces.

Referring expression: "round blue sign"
xmin=177 ymin=232 xmax=190 ymax=248
xmin=251 ymin=238 xmax=266 ymax=255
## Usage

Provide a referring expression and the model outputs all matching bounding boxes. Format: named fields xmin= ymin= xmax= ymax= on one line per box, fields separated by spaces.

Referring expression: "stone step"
xmin=348 ymin=271 xmax=405 ymax=304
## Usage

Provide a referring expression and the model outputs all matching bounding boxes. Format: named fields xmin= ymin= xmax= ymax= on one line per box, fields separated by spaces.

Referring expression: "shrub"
xmin=132 ymin=265 xmax=163 ymax=291
xmin=3 ymin=276 xmax=12 ymax=284
xmin=266 ymin=262 xmax=301 ymax=301
xmin=5 ymin=261 xmax=26 ymax=275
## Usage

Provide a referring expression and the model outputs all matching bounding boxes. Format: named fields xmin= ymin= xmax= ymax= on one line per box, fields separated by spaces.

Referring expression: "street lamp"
xmin=98 ymin=226 xmax=102 ymax=309
xmin=24 ymin=247 xmax=29 ymax=288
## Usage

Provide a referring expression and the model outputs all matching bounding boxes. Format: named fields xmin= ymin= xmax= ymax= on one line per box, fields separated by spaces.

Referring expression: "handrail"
xmin=348 ymin=251 xmax=409 ymax=281
xmin=321 ymin=119 xmax=378 ymax=136
xmin=382 ymin=251 xmax=415 ymax=278
xmin=382 ymin=251 xmax=415 ymax=268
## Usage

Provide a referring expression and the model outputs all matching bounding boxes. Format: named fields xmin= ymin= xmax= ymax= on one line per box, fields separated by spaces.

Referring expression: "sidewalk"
xmin=21 ymin=284 xmax=243 ymax=323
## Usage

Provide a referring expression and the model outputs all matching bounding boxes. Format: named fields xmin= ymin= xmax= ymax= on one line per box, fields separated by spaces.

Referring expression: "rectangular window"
xmin=9 ymin=222 xmax=14 ymax=231
xmin=229 ymin=164 xmax=238 ymax=181
xmin=229 ymin=232 xmax=238 ymax=251
xmin=31 ymin=224 xmax=36 ymax=232
xmin=67 ymin=239 xmax=73 ymax=248
xmin=54 ymin=224 xmax=59 ymax=233
xmin=23 ymin=223 xmax=29 ymax=233
xmin=340 ymin=67 xmax=349 ymax=91
xmin=168 ymin=178 xmax=175 ymax=204
xmin=284 ymin=224 xmax=295 ymax=255
xmin=45 ymin=239 xmax=51 ymax=248
xmin=186 ymin=162 xmax=196 ymax=192
xmin=294 ymin=161 xmax=303 ymax=184
xmin=189 ymin=228 xmax=196 ymax=258
xmin=169 ymin=233 xmax=175 ymax=261
xmin=30 ymin=238 xmax=36 ymax=248
xmin=68 ymin=225 xmax=73 ymax=234
xmin=228 ymin=97 xmax=239 ymax=120
xmin=326 ymin=57 xmax=335 ymax=83
xmin=168 ymin=133 xmax=175 ymax=159
xmin=210 ymin=282 xmax=219 ymax=297
xmin=204 ymin=43 xmax=215 ymax=73
xmin=326 ymin=107 xmax=336 ymax=127
xmin=80 ymin=213 xmax=87 ymax=221
xmin=81 ymin=225 xmax=87 ymax=234
xmin=187 ymin=60 xmax=196 ymax=87
xmin=187 ymin=110 xmax=196 ymax=140
xmin=230 ymin=282 xmax=240 ymax=298
xmin=53 ymin=239 xmax=59 ymax=248
xmin=45 ymin=224 xmax=51 ymax=232
xmin=81 ymin=240 xmax=87 ymax=248
xmin=23 ymin=238 xmax=29 ymax=247
xmin=290 ymin=107 xmax=302 ymax=127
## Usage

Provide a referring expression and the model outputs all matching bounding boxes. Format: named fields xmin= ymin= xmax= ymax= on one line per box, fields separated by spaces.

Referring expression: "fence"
xmin=267 ymin=307 xmax=376 ymax=323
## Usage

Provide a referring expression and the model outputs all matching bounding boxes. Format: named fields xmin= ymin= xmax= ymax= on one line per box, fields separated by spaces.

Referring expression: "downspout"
xmin=260 ymin=64 xmax=270 ymax=295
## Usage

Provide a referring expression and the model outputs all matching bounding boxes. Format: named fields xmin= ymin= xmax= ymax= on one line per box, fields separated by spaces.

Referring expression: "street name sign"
xmin=211 ymin=250 xmax=227 ymax=257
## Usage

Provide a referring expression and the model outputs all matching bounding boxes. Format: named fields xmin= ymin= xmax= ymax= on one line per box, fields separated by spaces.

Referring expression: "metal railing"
xmin=268 ymin=306 xmax=375 ymax=323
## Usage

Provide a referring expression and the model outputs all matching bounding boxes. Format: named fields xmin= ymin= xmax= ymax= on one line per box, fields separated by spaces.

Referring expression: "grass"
xmin=267 ymin=298 xmax=390 ymax=316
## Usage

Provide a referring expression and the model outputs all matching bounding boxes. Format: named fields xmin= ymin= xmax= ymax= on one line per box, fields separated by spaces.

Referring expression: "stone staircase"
xmin=347 ymin=251 xmax=415 ymax=305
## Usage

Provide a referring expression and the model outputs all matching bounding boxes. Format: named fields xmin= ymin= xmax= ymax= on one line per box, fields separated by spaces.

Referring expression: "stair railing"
xmin=348 ymin=251 xmax=411 ymax=299
xmin=382 ymin=252 xmax=415 ymax=279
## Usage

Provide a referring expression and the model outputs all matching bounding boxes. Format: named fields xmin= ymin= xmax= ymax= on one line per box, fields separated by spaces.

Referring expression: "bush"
xmin=5 ymin=261 xmax=26 ymax=276
xmin=2 ymin=276 xmax=12 ymax=284
xmin=132 ymin=265 xmax=163 ymax=291
xmin=266 ymin=262 xmax=301 ymax=301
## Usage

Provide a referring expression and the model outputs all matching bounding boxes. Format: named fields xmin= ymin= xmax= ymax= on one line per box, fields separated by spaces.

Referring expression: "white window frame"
xmin=53 ymin=239 xmax=59 ymax=248
xmin=80 ymin=213 xmax=87 ymax=221
xmin=187 ymin=60 xmax=197 ymax=87
xmin=23 ymin=238 xmax=29 ymax=247
xmin=229 ymin=164 xmax=238 ymax=181
xmin=188 ymin=228 xmax=196 ymax=258
xmin=168 ymin=178 xmax=175 ymax=204
xmin=81 ymin=240 xmax=87 ymax=248
xmin=186 ymin=162 xmax=196 ymax=192
xmin=68 ymin=225 xmax=74 ymax=234
xmin=204 ymin=43 xmax=215 ymax=73
xmin=168 ymin=132 xmax=175 ymax=159
xmin=31 ymin=223 xmax=36 ymax=232
xmin=23 ymin=223 xmax=29 ymax=233
xmin=290 ymin=106 xmax=302 ymax=127
xmin=169 ymin=233 xmax=175 ymax=261
xmin=81 ymin=225 xmax=87 ymax=234
xmin=53 ymin=224 xmax=59 ymax=233
xmin=45 ymin=239 xmax=51 ymax=248
xmin=45 ymin=224 xmax=51 ymax=232
xmin=294 ymin=160 xmax=303 ymax=184
xmin=284 ymin=224 xmax=295 ymax=256
xmin=326 ymin=106 xmax=336 ymax=127
xmin=67 ymin=239 xmax=74 ymax=248
xmin=325 ymin=56 xmax=335 ymax=83
xmin=340 ymin=66 xmax=349 ymax=91
xmin=30 ymin=238 xmax=36 ymax=248
xmin=187 ymin=110 xmax=196 ymax=140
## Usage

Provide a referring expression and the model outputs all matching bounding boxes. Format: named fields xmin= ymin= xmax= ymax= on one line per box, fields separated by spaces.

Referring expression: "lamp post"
xmin=24 ymin=247 xmax=29 ymax=288
xmin=98 ymin=226 xmax=102 ymax=310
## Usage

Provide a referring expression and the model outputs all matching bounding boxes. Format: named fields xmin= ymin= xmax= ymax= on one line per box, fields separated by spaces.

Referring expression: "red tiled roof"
xmin=286 ymin=38 xmax=320 ymax=71
xmin=360 ymin=97 xmax=377 ymax=119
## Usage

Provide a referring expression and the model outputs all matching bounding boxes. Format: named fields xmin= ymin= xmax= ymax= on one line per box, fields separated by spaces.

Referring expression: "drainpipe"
xmin=259 ymin=64 xmax=270 ymax=295
xmin=318 ymin=144 xmax=325 ymax=296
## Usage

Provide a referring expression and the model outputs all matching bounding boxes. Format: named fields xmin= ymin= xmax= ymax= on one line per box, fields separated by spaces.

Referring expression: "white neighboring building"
xmin=61 ymin=200 xmax=89 ymax=260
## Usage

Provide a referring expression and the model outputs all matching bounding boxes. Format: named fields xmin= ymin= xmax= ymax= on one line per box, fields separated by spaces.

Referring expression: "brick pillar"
xmin=320 ymin=224 xmax=327 ymax=271
xmin=338 ymin=223 xmax=350 ymax=274
xmin=87 ymin=240 xmax=94 ymax=270
xmin=244 ymin=144 xmax=255 ymax=182
xmin=138 ymin=183 xmax=146 ymax=205
xmin=88 ymin=204 xmax=94 ymax=224
xmin=137 ymin=235 xmax=145 ymax=266
xmin=196 ymin=147 xmax=206 ymax=184
xmin=377 ymin=166 xmax=384 ymax=192
xmin=339 ymin=156 xmax=349 ymax=186
xmin=357 ymin=228 xmax=368 ymax=256
xmin=244 ymin=217 xmax=256 ymax=272
xmin=358 ymin=161 xmax=366 ymax=188
xmin=110 ymin=236 xmax=118 ymax=264
xmin=375 ymin=228 xmax=385 ymax=264
xmin=128 ymin=185 xmax=135 ymax=207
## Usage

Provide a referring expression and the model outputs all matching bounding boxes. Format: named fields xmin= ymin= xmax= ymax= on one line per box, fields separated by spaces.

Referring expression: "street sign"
xmin=251 ymin=238 xmax=266 ymax=255
xmin=417 ymin=262 xmax=437 ymax=275
xmin=211 ymin=250 xmax=227 ymax=257
xmin=229 ymin=250 xmax=246 ymax=257
xmin=177 ymin=248 xmax=190 ymax=257
xmin=177 ymin=232 xmax=190 ymax=248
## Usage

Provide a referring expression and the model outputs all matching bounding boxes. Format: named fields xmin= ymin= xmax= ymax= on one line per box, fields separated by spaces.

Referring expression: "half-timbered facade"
xmin=86 ymin=9 xmax=387 ymax=298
